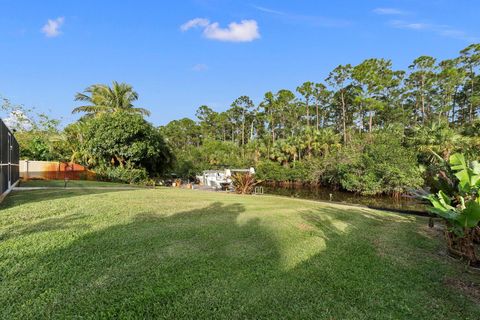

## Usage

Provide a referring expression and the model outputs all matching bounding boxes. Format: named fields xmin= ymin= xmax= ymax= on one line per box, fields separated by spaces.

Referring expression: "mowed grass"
xmin=0 ymin=186 xmax=479 ymax=319
xmin=18 ymin=179 xmax=136 ymax=188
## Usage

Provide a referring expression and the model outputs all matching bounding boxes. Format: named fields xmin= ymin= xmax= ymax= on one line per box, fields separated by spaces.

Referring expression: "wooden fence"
xmin=20 ymin=161 xmax=96 ymax=181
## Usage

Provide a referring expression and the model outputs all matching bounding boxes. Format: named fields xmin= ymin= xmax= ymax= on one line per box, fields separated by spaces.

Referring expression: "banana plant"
xmin=426 ymin=189 xmax=480 ymax=236
xmin=424 ymin=153 xmax=480 ymax=265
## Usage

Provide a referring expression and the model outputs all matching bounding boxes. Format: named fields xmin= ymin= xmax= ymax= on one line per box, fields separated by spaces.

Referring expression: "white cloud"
xmin=373 ymin=8 xmax=407 ymax=15
xmin=181 ymin=18 xmax=260 ymax=42
xmin=41 ymin=17 xmax=65 ymax=37
xmin=180 ymin=18 xmax=210 ymax=31
xmin=204 ymin=20 xmax=260 ymax=42
xmin=252 ymin=5 xmax=350 ymax=28
xmin=389 ymin=20 xmax=479 ymax=42
xmin=192 ymin=63 xmax=208 ymax=72
xmin=252 ymin=5 xmax=285 ymax=15
xmin=390 ymin=20 xmax=428 ymax=30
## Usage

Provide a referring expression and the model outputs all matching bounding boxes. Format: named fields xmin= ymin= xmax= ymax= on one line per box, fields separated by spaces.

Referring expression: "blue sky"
xmin=0 ymin=0 xmax=479 ymax=126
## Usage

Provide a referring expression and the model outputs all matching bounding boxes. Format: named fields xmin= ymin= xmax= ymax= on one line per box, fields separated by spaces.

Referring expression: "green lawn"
xmin=0 ymin=186 xmax=479 ymax=319
xmin=18 ymin=179 xmax=137 ymax=188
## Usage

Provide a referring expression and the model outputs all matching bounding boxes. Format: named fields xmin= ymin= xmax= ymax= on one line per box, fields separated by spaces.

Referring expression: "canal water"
xmin=262 ymin=185 xmax=428 ymax=215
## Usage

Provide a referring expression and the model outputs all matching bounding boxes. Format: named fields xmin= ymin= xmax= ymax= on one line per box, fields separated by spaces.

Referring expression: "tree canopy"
xmin=73 ymin=81 xmax=150 ymax=117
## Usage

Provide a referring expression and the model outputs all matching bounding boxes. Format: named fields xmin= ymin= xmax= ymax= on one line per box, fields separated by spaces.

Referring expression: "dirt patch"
xmin=444 ymin=277 xmax=480 ymax=303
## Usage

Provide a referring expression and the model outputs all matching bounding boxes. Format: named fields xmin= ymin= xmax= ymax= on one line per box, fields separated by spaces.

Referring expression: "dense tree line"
xmin=161 ymin=44 xmax=480 ymax=195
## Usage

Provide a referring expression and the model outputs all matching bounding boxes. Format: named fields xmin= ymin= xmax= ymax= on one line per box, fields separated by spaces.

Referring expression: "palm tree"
xmin=73 ymin=81 xmax=150 ymax=117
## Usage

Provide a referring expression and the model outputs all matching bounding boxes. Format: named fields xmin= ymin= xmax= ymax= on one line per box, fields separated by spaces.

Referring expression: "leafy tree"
xmin=230 ymin=96 xmax=254 ymax=146
xmin=312 ymin=83 xmax=331 ymax=129
xmin=82 ymin=112 xmax=172 ymax=176
xmin=407 ymin=56 xmax=437 ymax=124
xmin=352 ymin=58 xmax=400 ymax=132
xmin=195 ymin=105 xmax=218 ymax=139
xmin=159 ymin=118 xmax=201 ymax=151
xmin=296 ymin=81 xmax=314 ymax=128
xmin=326 ymin=64 xmax=353 ymax=143
xmin=73 ymin=81 xmax=150 ymax=117
xmin=459 ymin=44 xmax=480 ymax=122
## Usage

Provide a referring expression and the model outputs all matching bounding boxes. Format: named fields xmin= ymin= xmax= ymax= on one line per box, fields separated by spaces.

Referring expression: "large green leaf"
xmin=449 ymin=153 xmax=467 ymax=171
xmin=449 ymin=153 xmax=480 ymax=192
xmin=437 ymin=190 xmax=451 ymax=207
xmin=456 ymin=200 xmax=480 ymax=228
xmin=425 ymin=193 xmax=458 ymax=221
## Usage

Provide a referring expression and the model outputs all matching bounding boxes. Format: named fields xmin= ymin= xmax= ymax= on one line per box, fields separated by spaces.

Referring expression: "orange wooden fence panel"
xmin=20 ymin=160 xmax=96 ymax=180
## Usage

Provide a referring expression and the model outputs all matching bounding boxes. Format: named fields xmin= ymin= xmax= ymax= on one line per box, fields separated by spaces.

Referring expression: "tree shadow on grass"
xmin=0 ymin=212 xmax=91 ymax=242
xmin=1 ymin=202 xmax=479 ymax=319
xmin=0 ymin=188 xmax=135 ymax=208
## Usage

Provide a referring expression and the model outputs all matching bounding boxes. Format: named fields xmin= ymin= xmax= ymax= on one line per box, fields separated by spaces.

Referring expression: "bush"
xmin=256 ymin=160 xmax=316 ymax=183
xmin=316 ymin=131 xmax=424 ymax=195
xmin=83 ymin=112 xmax=173 ymax=176
xmin=256 ymin=161 xmax=287 ymax=181
xmin=95 ymin=165 xmax=148 ymax=184
xmin=231 ymin=173 xmax=259 ymax=194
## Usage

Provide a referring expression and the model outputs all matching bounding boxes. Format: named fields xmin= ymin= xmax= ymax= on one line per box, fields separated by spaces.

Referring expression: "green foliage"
xmin=449 ymin=153 xmax=480 ymax=193
xmin=17 ymin=135 xmax=54 ymax=160
xmin=94 ymin=164 xmax=148 ymax=184
xmin=256 ymin=160 xmax=314 ymax=182
xmin=82 ymin=112 xmax=172 ymax=176
xmin=231 ymin=173 xmax=259 ymax=194
xmin=8 ymin=42 xmax=480 ymax=195
xmin=73 ymin=81 xmax=150 ymax=117
xmin=424 ymin=153 xmax=480 ymax=264
xmin=425 ymin=153 xmax=480 ymax=231
xmin=317 ymin=131 xmax=424 ymax=195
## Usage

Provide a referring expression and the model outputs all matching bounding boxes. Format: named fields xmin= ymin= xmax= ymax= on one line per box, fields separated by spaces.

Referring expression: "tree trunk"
xmin=271 ymin=118 xmax=275 ymax=144
xmin=306 ymin=100 xmax=310 ymax=127
xmin=341 ymin=91 xmax=347 ymax=144
xmin=242 ymin=110 xmax=245 ymax=146
xmin=368 ymin=111 xmax=373 ymax=133
xmin=470 ymin=66 xmax=475 ymax=123
xmin=421 ymin=76 xmax=426 ymax=124
xmin=250 ymin=120 xmax=255 ymax=141
xmin=315 ymin=101 xmax=320 ymax=130
xmin=451 ymin=88 xmax=458 ymax=124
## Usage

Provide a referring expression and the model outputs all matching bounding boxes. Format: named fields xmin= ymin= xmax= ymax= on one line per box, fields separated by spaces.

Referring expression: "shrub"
xmin=231 ymin=173 xmax=260 ymax=194
xmin=83 ymin=112 xmax=173 ymax=176
xmin=95 ymin=165 xmax=148 ymax=184
xmin=256 ymin=161 xmax=287 ymax=181
xmin=255 ymin=160 xmax=316 ymax=182
xmin=316 ymin=131 xmax=424 ymax=195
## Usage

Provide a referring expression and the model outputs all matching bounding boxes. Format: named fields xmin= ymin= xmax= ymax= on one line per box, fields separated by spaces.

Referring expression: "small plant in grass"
xmin=173 ymin=179 xmax=182 ymax=187
xmin=145 ymin=179 xmax=156 ymax=188
xmin=231 ymin=173 xmax=261 ymax=194
xmin=423 ymin=153 xmax=480 ymax=267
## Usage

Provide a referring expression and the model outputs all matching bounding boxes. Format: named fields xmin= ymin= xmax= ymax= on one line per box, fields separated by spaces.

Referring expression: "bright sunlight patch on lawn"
xmin=0 ymin=185 xmax=479 ymax=319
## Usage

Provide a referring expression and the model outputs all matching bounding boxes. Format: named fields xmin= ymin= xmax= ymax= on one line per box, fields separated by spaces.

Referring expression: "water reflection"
xmin=262 ymin=184 xmax=428 ymax=215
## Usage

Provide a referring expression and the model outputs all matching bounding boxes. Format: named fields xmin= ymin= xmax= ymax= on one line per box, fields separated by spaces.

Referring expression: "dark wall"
xmin=0 ymin=119 xmax=20 ymax=195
